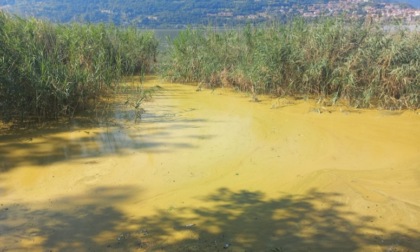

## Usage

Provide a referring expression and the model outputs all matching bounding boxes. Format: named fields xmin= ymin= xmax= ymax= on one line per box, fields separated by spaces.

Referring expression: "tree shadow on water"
xmin=0 ymin=186 xmax=147 ymax=252
xmin=1 ymin=187 xmax=419 ymax=252
xmin=140 ymin=188 xmax=420 ymax=252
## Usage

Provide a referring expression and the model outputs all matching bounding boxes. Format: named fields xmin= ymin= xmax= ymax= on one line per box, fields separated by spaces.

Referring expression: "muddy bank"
xmin=1 ymin=77 xmax=420 ymax=251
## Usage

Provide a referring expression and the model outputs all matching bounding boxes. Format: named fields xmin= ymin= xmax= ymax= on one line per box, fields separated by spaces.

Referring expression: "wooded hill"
xmin=0 ymin=0 xmax=417 ymax=28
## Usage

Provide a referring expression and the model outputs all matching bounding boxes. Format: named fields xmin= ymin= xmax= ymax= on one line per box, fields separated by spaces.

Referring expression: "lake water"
xmin=1 ymin=76 xmax=420 ymax=251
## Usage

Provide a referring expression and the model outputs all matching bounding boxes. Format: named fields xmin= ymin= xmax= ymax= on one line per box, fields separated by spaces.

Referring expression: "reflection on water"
xmin=0 ymin=81 xmax=206 ymax=170
xmin=63 ymin=128 xmax=137 ymax=159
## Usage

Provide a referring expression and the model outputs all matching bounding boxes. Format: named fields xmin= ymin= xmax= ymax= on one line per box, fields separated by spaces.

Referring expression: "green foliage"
xmin=160 ymin=18 xmax=420 ymax=109
xmin=0 ymin=13 xmax=158 ymax=122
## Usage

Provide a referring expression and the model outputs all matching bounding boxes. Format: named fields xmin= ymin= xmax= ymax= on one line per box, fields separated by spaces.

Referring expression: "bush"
xmin=0 ymin=13 xmax=158 ymax=122
xmin=160 ymin=19 xmax=420 ymax=109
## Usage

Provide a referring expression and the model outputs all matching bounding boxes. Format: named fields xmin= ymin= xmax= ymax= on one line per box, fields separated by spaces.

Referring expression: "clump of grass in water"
xmin=159 ymin=18 xmax=420 ymax=110
xmin=0 ymin=13 xmax=158 ymax=123
xmin=113 ymin=79 xmax=163 ymax=123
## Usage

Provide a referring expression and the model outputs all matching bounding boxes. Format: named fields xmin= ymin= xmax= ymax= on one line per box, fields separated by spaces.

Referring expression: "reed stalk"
xmin=160 ymin=18 xmax=419 ymax=109
xmin=0 ymin=13 xmax=158 ymax=122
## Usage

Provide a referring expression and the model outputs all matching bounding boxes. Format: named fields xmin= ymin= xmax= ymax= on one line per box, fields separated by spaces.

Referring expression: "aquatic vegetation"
xmin=0 ymin=13 xmax=158 ymax=122
xmin=160 ymin=19 xmax=420 ymax=109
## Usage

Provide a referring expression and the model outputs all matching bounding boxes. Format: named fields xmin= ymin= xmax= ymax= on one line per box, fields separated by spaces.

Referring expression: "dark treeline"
xmin=0 ymin=12 xmax=158 ymax=122
xmin=160 ymin=19 xmax=420 ymax=109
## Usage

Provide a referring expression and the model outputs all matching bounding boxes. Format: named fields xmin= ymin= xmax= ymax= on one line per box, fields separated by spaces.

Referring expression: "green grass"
xmin=0 ymin=13 xmax=158 ymax=122
xmin=159 ymin=19 xmax=420 ymax=109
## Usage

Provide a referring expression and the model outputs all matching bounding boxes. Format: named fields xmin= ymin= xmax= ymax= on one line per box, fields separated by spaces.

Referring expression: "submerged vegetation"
xmin=0 ymin=12 xmax=158 ymax=122
xmin=160 ymin=19 xmax=420 ymax=109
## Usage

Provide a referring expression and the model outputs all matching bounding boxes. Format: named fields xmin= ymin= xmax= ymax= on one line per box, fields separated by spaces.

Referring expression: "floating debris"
xmin=117 ymin=233 xmax=130 ymax=241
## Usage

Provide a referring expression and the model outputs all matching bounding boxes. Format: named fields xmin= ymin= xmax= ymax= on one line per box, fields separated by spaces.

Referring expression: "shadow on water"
xmin=1 ymin=187 xmax=419 ymax=251
xmin=0 ymin=186 xmax=144 ymax=251
xmin=139 ymin=188 xmax=420 ymax=252
xmin=0 ymin=87 xmax=212 ymax=173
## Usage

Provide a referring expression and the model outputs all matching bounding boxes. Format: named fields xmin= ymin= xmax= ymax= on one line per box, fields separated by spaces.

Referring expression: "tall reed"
xmin=0 ymin=13 xmax=158 ymax=122
xmin=160 ymin=19 xmax=420 ymax=109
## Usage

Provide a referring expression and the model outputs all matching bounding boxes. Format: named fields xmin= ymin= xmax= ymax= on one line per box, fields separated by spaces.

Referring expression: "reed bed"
xmin=160 ymin=19 xmax=420 ymax=109
xmin=0 ymin=13 xmax=158 ymax=122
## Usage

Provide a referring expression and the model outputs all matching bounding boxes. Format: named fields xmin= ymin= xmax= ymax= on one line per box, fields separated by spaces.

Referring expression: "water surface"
xmin=1 ymin=77 xmax=420 ymax=251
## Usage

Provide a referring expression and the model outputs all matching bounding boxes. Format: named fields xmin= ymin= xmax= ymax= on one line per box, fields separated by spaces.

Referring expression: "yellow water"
xmin=1 ymin=77 xmax=420 ymax=251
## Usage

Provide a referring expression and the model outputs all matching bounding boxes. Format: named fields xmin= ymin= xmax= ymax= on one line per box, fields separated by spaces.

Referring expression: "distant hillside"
xmin=391 ymin=0 xmax=420 ymax=8
xmin=0 ymin=0 xmax=418 ymax=27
